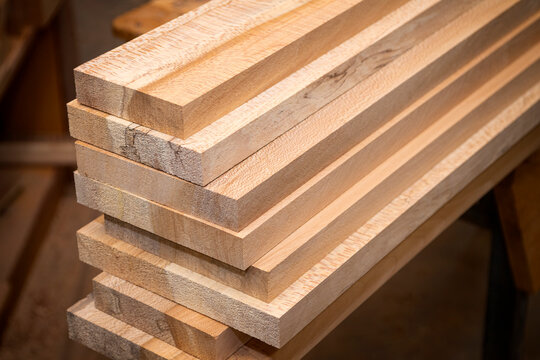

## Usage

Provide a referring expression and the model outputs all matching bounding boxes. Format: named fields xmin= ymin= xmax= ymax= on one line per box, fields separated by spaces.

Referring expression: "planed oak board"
xmin=70 ymin=0 xmax=441 ymax=186
xmin=72 ymin=0 xmax=535 ymax=225
xmin=92 ymin=273 xmax=249 ymax=360
xmin=68 ymin=123 xmax=540 ymax=360
xmin=73 ymin=0 xmax=533 ymax=270
xmin=100 ymin=25 xmax=540 ymax=302
xmin=74 ymin=0 xmax=406 ymax=139
xmin=76 ymin=84 xmax=540 ymax=346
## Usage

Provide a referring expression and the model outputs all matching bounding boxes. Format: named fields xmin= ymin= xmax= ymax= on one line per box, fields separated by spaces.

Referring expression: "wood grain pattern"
xmin=74 ymin=0 xmax=533 ymax=271
xmin=70 ymin=0 xmax=441 ymax=186
xmin=67 ymin=120 xmax=540 ymax=359
xmin=75 ymin=0 xmax=405 ymax=139
xmin=101 ymin=28 xmax=540 ymax=302
xmin=76 ymin=84 xmax=540 ymax=347
xmin=93 ymin=273 xmax=249 ymax=360
xmin=68 ymin=295 xmax=196 ymax=360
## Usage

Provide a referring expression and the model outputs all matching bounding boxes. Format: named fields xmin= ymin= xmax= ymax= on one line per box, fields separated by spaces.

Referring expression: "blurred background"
xmin=0 ymin=1 xmax=539 ymax=359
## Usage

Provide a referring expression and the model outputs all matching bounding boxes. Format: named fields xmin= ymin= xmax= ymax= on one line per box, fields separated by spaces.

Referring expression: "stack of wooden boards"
xmin=67 ymin=0 xmax=540 ymax=358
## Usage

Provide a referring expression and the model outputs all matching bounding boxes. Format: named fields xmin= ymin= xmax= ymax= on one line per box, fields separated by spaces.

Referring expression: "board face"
xmin=75 ymin=0 xmax=407 ymax=139
xmin=99 ymin=22 xmax=540 ymax=302
xmin=67 ymin=120 xmax=540 ymax=359
xmin=68 ymin=0 xmax=441 ymax=186
xmin=67 ymin=295 xmax=197 ymax=360
xmin=73 ymin=0 xmax=539 ymax=270
xmin=93 ymin=273 xmax=249 ymax=360
xmin=76 ymin=81 xmax=540 ymax=347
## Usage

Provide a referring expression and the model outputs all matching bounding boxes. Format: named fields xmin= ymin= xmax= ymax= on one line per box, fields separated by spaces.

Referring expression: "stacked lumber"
xmin=67 ymin=0 xmax=540 ymax=358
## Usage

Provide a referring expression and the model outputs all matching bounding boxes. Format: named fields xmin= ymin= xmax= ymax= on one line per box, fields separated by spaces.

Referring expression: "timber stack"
xmin=67 ymin=0 xmax=540 ymax=359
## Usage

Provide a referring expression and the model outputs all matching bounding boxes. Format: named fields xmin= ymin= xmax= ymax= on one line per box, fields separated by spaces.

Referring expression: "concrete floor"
xmin=70 ymin=1 xmax=540 ymax=358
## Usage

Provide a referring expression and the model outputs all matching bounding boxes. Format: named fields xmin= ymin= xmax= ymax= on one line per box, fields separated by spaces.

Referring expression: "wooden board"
xmin=93 ymin=273 xmax=249 ymax=360
xmin=69 ymin=120 xmax=540 ymax=359
xmin=70 ymin=0 xmax=443 ymax=186
xmin=113 ymin=0 xmax=211 ymax=40
xmin=102 ymin=31 xmax=540 ymax=302
xmin=68 ymin=295 xmax=197 ymax=360
xmin=76 ymin=84 xmax=540 ymax=347
xmin=495 ymin=150 xmax=540 ymax=293
xmin=73 ymin=0 xmax=534 ymax=271
xmin=75 ymin=0 xmax=405 ymax=139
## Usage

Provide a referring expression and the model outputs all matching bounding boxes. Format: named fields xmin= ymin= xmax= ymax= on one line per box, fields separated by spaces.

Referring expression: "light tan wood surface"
xmin=102 ymin=30 xmax=540 ymax=302
xmin=70 ymin=0 xmax=441 ymax=186
xmin=495 ymin=150 xmax=540 ymax=293
xmin=75 ymin=0 xmax=404 ymax=139
xmin=69 ymin=118 xmax=540 ymax=358
xmin=71 ymin=0 xmax=534 ymax=215
xmin=76 ymin=84 xmax=540 ymax=346
xmin=68 ymin=295 xmax=196 ymax=360
xmin=74 ymin=0 xmax=533 ymax=271
xmin=93 ymin=273 xmax=249 ymax=360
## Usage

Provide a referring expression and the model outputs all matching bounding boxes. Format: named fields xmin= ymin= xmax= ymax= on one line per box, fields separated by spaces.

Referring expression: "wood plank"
xmin=74 ymin=0 xmax=534 ymax=271
xmin=70 ymin=0 xmax=442 ymax=186
xmin=76 ymin=85 xmax=540 ymax=347
xmin=0 ymin=140 xmax=75 ymax=166
xmin=71 ymin=0 xmax=531 ymax=194
xmin=112 ymin=0 xmax=212 ymax=41
xmin=102 ymin=31 xmax=540 ymax=302
xmin=93 ymin=273 xmax=249 ymax=360
xmin=75 ymin=0 xmax=405 ymax=139
xmin=495 ymin=150 xmax=540 ymax=293
xmin=68 ymin=295 xmax=196 ymax=360
xmin=70 ymin=120 xmax=540 ymax=359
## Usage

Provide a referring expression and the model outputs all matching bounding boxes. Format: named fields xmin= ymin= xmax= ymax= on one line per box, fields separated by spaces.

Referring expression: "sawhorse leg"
xmin=482 ymin=191 xmax=529 ymax=360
